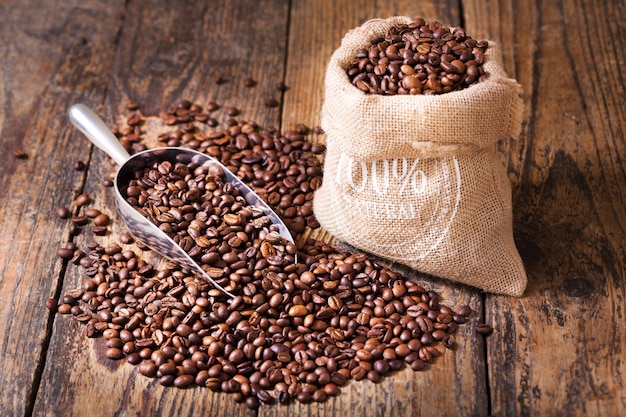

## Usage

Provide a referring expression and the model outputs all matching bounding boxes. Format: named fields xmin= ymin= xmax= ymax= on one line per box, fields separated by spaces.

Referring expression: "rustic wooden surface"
xmin=0 ymin=0 xmax=624 ymax=416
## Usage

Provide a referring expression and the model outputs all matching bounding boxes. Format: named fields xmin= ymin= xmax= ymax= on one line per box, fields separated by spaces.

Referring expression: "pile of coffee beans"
xmin=121 ymin=157 xmax=296 ymax=296
xmin=347 ymin=17 xmax=488 ymax=95
xmin=52 ymin=98 xmax=482 ymax=409
xmin=109 ymin=99 xmax=325 ymax=239
xmin=54 ymin=237 xmax=471 ymax=409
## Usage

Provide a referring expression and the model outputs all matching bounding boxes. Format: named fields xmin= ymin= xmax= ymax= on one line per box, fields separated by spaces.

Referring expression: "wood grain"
xmin=464 ymin=0 xmax=626 ymax=415
xmin=0 ymin=1 xmax=124 ymax=416
xmin=1 ymin=0 xmax=625 ymax=416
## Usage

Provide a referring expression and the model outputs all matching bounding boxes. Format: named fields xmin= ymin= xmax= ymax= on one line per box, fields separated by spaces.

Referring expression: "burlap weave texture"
xmin=313 ymin=16 xmax=527 ymax=296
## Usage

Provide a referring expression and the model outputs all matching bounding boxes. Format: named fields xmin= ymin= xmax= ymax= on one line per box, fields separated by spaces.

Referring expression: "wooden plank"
xmin=34 ymin=1 xmax=289 ymax=416
xmin=0 ymin=1 xmax=125 ymax=416
xmin=463 ymin=0 xmax=626 ymax=415
xmin=267 ymin=1 xmax=489 ymax=416
xmin=103 ymin=0 xmax=289 ymax=127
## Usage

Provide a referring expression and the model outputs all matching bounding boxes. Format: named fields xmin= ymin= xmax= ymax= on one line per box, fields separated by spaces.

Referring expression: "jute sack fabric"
xmin=313 ymin=16 xmax=527 ymax=296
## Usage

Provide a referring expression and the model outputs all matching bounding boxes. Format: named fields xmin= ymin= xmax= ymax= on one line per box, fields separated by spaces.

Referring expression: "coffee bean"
xmin=432 ymin=329 xmax=448 ymax=341
xmin=92 ymin=226 xmax=108 ymax=235
xmin=75 ymin=193 xmax=90 ymax=207
xmin=366 ymin=370 xmax=381 ymax=383
xmin=443 ymin=336 xmax=456 ymax=349
xmin=119 ymin=232 xmax=134 ymax=244
xmin=351 ymin=365 xmax=367 ymax=381
xmin=457 ymin=305 xmax=472 ymax=317
xmin=84 ymin=208 xmax=101 ymax=218
xmin=102 ymin=328 xmax=118 ymax=340
xmin=105 ymin=348 xmax=124 ymax=360
xmin=226 ymin=106 xmax=239 ymax=116
xmin=173 ymin=374 xmax=195 ymax=388
xmin=57 ymin=247 xmax=74 ymax=259
xmin=45 ymin=297 xmax=58 ymax=312
xmin=245 ymin=395 xmax=260 ymax=410
xmin=93 ymin=213 xmax=110 ymax=226
xmin=453 ymin=314 xmax=467 ymax=324
xmin=56 ymin=303 xmax=71 ymax=314
xmin=12 ymin=149 xmax=27 ymax=159
xmin=264 ymin=97 xmax=279 ymax=108
xmin=476 ymin=323 xmax=493 ymax=336
xmin=410 ymin=359 xmax=426 ymax=371
xmin=312 ymin=389 xmax=328 ymax=402
xmin=138 ymin=360 xmax=158 ymax=377
xmin=56 ymin=206 xmax=70 ymax=219
xmin=71 ymin=215 xmax=88 ymax=225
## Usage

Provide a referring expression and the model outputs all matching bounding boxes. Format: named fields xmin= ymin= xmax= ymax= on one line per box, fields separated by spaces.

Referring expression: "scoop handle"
xmin=69 ymin=104 xmax=131 ymax=166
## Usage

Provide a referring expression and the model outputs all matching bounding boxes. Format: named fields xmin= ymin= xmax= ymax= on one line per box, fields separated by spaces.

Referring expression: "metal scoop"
xmin=69 ymin=103 xmax=295 ymax=299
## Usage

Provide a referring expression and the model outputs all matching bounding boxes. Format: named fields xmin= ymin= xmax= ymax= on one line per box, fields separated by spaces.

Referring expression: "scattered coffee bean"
xmin=264 ymin=97 xmax=279 ymax=108
xmin=476 ymin=323 xmax=493 ymax=336
xmin=75 ymin=193 xmax=90 ymax=207
xmin=92 ymin=226 xmax=108 ymax=236
xmin=243 ymin=76 xmax=256 ymax=87
xmin=74 ymin=161 xmax=85 ymax=171
xmin=206 ymin=101 xmax=220 ymax=112
xmin=93 ymin=213 xmax=110 ymax=227
xmin=57 ymin=247 xmax=74 ymax=259
xmin=84 ymin=208 xmax=102 ymax=218
xmin=69 ymin=223 xmax=81 ymax=235
xmin=71 ymin=216 xmax=88 ymax=225
xmin=120 ymin=232 xmax=134 ymax=244
xmin=12 ymin=149 xmax=27 ymax=159
xmin=226 ymin=106 xmax=240 ymax=116
xmin=56 ymin=206 xmax=71 ymax=219
xmin=138 ymin=360 xmax=158 ymax=377
xmin=443 ymin=336 xmax=456 ymax=349
xmin=45 ymin=297 xmax=58 ymax=312
xmin=457 ymin=305 xmax=472 ymax=316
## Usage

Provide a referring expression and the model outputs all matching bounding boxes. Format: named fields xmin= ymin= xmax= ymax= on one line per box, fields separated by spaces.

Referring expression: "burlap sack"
xmin=313 ymin=16 xmax=527 ymax=296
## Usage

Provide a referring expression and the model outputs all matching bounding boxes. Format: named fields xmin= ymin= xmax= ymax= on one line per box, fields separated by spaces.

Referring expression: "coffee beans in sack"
xmin=313 ymin=16 xmax=527 ymax=296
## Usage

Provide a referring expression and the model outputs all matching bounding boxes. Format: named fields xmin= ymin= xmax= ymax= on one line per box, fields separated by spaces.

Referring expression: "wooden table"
xmin=1 ymin=0 xmax=624 ymax=416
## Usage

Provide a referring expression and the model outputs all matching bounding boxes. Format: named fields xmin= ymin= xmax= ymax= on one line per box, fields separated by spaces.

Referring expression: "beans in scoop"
xmin=120 ymin=158 xmax=296 ymax=296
